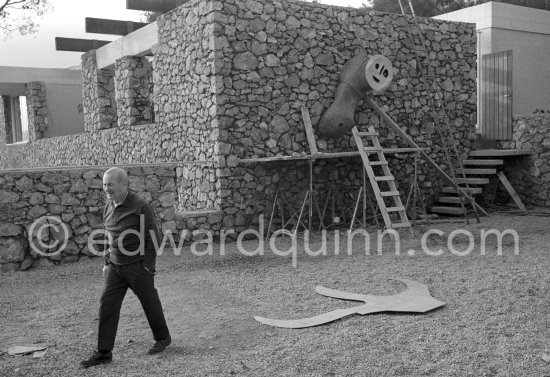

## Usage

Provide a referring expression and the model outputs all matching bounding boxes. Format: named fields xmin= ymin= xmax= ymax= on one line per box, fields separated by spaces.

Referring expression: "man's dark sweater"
xmin=103 ymin=191 xmax=160 ymax=270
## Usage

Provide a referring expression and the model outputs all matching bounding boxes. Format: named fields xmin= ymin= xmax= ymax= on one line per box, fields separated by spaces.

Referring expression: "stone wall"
xmin=153 ymin=1 xmax=225 ymax=211
xmin=81 ymin=51 xmax=117 ymax=132
xmin=115 ymin=56 xmax=153 ymax=127
xmin=497 ymin=114 xmax=550 ymax=207
xmin=209 ymin=0 xmax=477 ymax=223
xmin=0 ymin=123 xmax=215 ymax=166
xmin=154 ymin=1 xmax=219 ymax=162
xmin=213 ymin=0 xmax=476 ymax=158
xmin=176 ymin=163 xmax=220 ymax=211
xmin=0 ymin=96 xmax=8 ymax=144
xmin=25 ymin=81 xmax=48 ymax=141
xmin=0 ymin=166 xmax=223 ymax=272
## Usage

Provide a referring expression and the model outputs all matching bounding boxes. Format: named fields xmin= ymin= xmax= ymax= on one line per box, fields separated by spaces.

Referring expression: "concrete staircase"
xmin=430 ymin=156 xmax=503 ymax=216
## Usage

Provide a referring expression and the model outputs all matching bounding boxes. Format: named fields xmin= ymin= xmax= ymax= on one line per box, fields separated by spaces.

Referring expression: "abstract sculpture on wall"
xmin=254 ymin=278 xmax=445 ymax=329
xmin=318 ymin=48 xmax=394 ymax=138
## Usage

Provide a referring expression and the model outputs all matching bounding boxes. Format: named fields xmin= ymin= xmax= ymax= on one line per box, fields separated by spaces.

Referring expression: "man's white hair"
xmin=104 ymin=167 xmax=129 ymax=185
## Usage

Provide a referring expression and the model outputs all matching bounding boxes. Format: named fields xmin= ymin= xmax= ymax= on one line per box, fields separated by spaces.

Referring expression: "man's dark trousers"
xmin=97 ymin=262 xmax=170 ymax=351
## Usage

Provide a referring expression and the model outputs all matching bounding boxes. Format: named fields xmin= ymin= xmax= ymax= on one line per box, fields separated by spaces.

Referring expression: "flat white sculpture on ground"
xmin=254 ymin=278 xmax=445 ymax=329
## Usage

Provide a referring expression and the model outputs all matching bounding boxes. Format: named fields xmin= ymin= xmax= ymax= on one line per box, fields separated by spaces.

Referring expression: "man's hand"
xmin=143 ymin=265 xmax=155 ymax=276
xmin=102 ymin=265 xmax=109 ymax=275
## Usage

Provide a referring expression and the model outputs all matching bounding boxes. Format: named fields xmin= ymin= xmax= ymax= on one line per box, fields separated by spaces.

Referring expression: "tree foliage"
xmin=141 ymin=11 xmax=162 ymax=23
xmin=0 ymin=0 xmax=51 ymax=39
xmin=369 ymin=0 xmax=550 ymax=17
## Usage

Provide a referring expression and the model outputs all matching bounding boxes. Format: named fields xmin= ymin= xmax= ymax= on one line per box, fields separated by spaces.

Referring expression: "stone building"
xmin=0 ymin=66 xmax=84 ymax=143
xmin=0 ymin=0 xmax=478 ymax=270
xmin=436 ymin=2 xmax=550 ymax=208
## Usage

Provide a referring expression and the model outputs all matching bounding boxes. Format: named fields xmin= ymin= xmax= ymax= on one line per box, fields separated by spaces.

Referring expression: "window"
xmin=4 ymin=96 xmax=29 ymax=144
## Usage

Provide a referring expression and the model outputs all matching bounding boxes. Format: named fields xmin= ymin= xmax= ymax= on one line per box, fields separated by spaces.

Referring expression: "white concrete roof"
xmin=434 ymin=1 xmax=550 ymax=34
xmin=0 ymin=66 xmax=82 ymax=84
xmin=0 ymin=66 xmax=82 ymax=96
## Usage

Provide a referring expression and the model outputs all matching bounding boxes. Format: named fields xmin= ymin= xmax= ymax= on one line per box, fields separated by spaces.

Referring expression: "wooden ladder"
xmin=352 ymin=126 xmax=411 ymax=231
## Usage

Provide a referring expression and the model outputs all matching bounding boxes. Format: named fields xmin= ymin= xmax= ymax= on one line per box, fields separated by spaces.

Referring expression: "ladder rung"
xmin=391 ymin=222 xmax=411 ymax=229
xmin=386 ymin=206 xmax=405 ymax=212
xmin=375 ymin=175 xmax=395 ymax=181
xmin=369 ymin=161 xmax=388 ymax=166
xmin=356 ymin=131 xmax=379 ymax=137
xmin=380 ymin=190 xmax=400 ymax=197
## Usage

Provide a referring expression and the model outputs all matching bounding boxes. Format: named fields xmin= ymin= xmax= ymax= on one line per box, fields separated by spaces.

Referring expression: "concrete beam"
xmin=96 ymin=21 xmax=158 ymax=69
xmin=0 ymin=66 xmax=81 ymax=96
xmin=55 ymin=37 xmax=111 ymax=52
xmin=126 ymin=0 xmax=188 ymax=12
xmin=0 ymin=83 xmax=26 ymax=96
xmin=85 ymin=17 xmax=149 ymax=36
xmin=0 ymin=66 xmax=82 ymax=85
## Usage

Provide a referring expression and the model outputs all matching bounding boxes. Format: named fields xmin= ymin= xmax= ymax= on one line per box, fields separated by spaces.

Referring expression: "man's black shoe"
xmin=146 ymin=336 xmax=172 ymax=355
xmin=80 ymin=350 xmax=112 ymax=368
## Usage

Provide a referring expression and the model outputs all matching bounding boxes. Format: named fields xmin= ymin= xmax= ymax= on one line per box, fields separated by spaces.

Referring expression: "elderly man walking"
xmin=81 ymin=167 xmax=171 ymax=368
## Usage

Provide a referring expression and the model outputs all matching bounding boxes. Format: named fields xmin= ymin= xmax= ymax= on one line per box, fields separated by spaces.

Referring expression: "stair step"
xmin=391 ymin=222 xmax=411 ymax=229
xmin=380 ymin=190 xmax=400 ymax=197
xmin=437 ymin=196 xmax=464 ymax=204
xmin=431 ymin=206 xmax=466 ymax=215
xmin=386 ymin=206 xmax=405 ymax=212
xmin=442 ymin=186 xmax=483 ymax=195
xmin=356 ymin=131 xmax=379 ymax=137
xmin=456 ymin=168 xmax=497 ymax=175
xmin=462 ymin=159 xmax=503 ymax=166
xmin=375 ymin=175 xmax=395 ymax=182
xmin=469 ymin=149 xmax=531 ymax=157
xmin=453 ymin=177 xmax=490 ymax=185
xmin=369 ymin=161 xmax=388 ymax=166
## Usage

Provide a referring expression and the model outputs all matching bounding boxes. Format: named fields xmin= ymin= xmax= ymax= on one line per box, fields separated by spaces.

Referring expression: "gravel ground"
xmin=0 ymin=213 xmax=549 ymax=377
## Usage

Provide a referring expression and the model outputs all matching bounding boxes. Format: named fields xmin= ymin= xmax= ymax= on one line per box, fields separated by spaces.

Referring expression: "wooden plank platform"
xmin=469 ymin=149 xmax=532 ymax=157
xmin=240 ymin=148 xmax=430 ymax=163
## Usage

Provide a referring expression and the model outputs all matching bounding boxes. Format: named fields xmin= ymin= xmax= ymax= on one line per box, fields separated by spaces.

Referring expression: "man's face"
xmin=103 ymin=173 xmax=127 ymax=203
